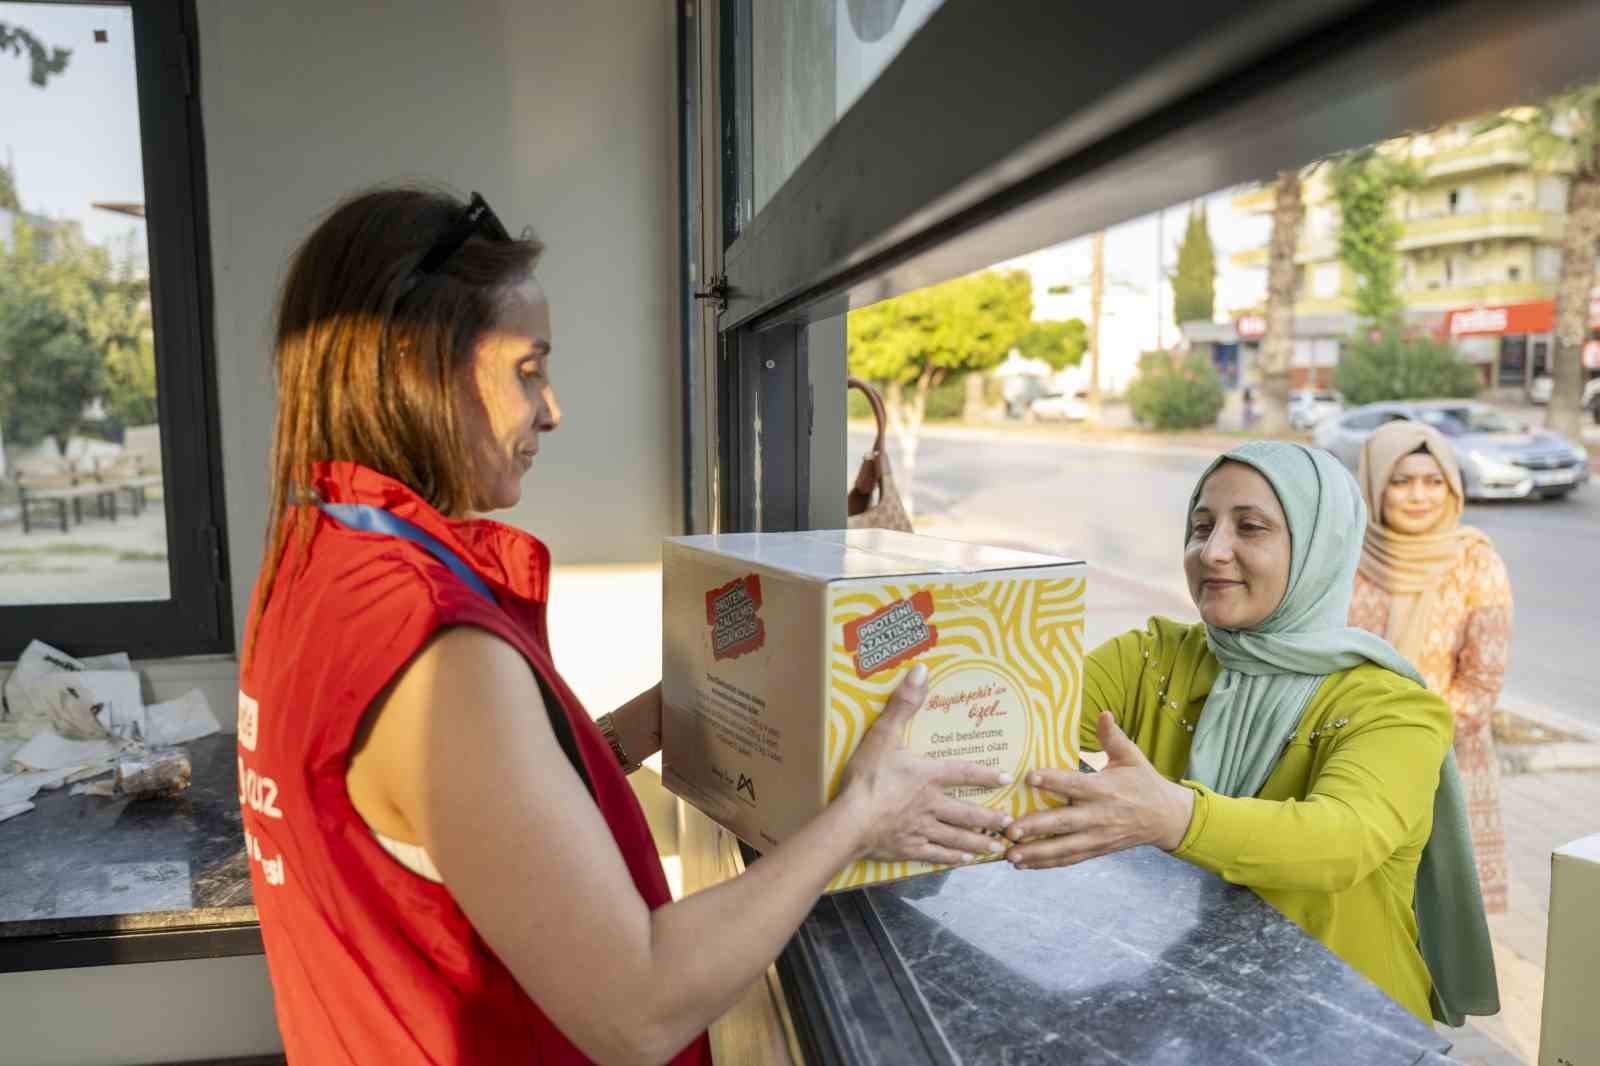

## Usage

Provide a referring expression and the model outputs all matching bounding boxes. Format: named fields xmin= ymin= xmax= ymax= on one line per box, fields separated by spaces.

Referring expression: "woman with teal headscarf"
xmin=1004 ymin=441 xmax=1498 ymax=1027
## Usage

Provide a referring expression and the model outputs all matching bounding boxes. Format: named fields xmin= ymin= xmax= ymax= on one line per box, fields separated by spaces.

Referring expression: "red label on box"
xmin=706 ymin=574 xmax=765 ymax=660
xmin=844 ymin=591 xmax=938 ymax=678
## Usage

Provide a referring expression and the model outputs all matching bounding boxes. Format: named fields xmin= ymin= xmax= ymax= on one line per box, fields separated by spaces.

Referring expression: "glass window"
xmin=2 ymin=2 xmax=170 ymax=606
xmin=2 ymin=0 xmax=227 ymax=659
xmin=1312 ymin=263 xmax=1341 ymax=298
xmin=1343 ymin=410 xmax=1388 ymax=431
xmin=1419 ymin=406 xmax=1517 ymax=436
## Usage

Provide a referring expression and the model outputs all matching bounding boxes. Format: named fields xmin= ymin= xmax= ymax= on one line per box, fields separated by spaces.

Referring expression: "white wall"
xmin=200 ymin=0 xmax=683 ymax=646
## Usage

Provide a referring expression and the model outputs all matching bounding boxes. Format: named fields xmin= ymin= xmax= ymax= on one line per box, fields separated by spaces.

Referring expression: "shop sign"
xmin=1445 ymin=301 xmax=1555 ymax=337
xmin=1235 ymin=314 xmax=1267 ymax=339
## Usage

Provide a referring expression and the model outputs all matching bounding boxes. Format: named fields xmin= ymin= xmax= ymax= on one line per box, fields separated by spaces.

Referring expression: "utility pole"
xmin=1154 ymin=208 xmax=1165 ymax=351
xmin=1089 ymin=230 xmax=1105 ymax=420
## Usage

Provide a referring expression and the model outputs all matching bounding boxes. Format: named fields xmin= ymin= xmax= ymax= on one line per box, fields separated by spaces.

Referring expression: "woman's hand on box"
xmin=1003 ymin=711 xmax=1196 ymax=869
xmin=839 ymin=664 xmax=1016 ymax=866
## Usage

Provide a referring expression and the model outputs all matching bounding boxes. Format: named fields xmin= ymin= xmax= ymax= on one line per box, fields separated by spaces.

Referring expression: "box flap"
xmin=1554 ymin=831 xmax=1600 ymax=864
xmin=667 ymin=529 xmax=1081 ymax=581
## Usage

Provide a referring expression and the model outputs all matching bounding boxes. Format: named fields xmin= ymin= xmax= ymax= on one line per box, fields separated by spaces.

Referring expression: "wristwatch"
xmin=596 ymin=712 xmax=642 ymax=775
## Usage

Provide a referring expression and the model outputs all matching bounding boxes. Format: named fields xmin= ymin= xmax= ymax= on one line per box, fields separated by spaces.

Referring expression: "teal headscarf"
xmin=1182 ymin=441 xmax=1498 ymax=1026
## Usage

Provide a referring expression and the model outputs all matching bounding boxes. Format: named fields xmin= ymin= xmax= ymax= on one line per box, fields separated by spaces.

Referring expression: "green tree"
xmin=1172 ymin=202 xmax=1216 ymax=324
xmin=1480 ymin=85 xmax=1600 ymax=437
xmin=1127 ymin=351 xmax=1225 ymax=430
xmin=0 ymin=22 xmax=71 ymax=87
xmin=1329 ymin=148 xmax=1420 ymax=327
xmin=0 ymin=164 xmax=18 ymax=212
xmin=1335 ymin=327 xmax=1480 ymax=406
xmin=848 ymin=269 xmax=1032 ymax=511
xmin=0 ymin=219 xmax=152 ymax=447
xmin=1015 ymin=317 xmax=1088 ymax=370
xmin=98 ymin=269 xmax=158 ymax=430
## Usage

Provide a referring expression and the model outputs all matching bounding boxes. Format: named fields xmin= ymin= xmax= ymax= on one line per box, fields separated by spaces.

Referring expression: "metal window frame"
xmin=1 ymin=0 xmax=231 ymax=660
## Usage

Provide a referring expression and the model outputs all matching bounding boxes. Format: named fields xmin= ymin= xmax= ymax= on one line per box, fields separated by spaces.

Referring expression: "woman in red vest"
xmin=238 ymin=186 xmax=1011 ymax=1065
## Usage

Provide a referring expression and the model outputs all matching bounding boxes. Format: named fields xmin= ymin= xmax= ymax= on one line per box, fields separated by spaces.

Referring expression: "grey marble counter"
xmin=784 ymin=847 xmax=1456 ymax=1065
xmin=0 ymin=733 xmax=256 ymax=956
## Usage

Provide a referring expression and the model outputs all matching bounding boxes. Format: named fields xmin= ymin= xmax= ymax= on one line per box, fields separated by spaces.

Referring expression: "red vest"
xmin=239 ymin=461 xmax=711 ymax=1065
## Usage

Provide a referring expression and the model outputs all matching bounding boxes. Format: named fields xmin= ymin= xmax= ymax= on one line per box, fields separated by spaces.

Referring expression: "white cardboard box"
xmin=661 ymin=529 xmax=1086 ymax=891
xmin=1540 ymin=832 xmax=1600 ymax=1066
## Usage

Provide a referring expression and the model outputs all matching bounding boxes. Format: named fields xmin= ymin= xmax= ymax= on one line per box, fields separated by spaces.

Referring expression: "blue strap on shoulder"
xmin=319 ymin=503 xmax=497 ymax=607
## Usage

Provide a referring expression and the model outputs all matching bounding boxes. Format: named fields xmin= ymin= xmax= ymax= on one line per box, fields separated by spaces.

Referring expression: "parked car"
xmin=1288 ymin=389 xmax=1343 ymax=430
xmin=1026 ymin=391 xmax=1090 ymax=422
xmin=1312 ymin=399 xmax=1590 ymax=500
xmin=1003 ymin=375 xmax=1055 ymax=419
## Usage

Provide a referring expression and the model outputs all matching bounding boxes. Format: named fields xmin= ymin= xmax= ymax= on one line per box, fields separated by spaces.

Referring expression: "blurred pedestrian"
xmin=1349 ymin=420 xmax=1512 ymax=914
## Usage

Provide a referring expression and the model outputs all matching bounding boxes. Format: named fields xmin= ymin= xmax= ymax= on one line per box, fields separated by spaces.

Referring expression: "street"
xmin=849 ymin=428 xmax=1600 ymax=730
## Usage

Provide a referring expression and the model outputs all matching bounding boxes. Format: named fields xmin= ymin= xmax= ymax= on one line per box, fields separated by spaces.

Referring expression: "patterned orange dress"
xmin=1350 ymin=539 xmax=1512 ymax=913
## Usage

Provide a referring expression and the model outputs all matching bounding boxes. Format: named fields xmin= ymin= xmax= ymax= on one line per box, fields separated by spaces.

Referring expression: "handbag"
xmin=845 ymin=377 xmax=914 ymax=533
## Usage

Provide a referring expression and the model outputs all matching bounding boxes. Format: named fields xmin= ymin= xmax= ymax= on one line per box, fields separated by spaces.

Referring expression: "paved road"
xmin=849 ymin=429 xmax=1600 ymax=729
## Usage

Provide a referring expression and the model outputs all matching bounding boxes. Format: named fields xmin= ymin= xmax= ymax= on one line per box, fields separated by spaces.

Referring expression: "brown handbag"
xmin=846 ymin=377 xmax=914 ymax=533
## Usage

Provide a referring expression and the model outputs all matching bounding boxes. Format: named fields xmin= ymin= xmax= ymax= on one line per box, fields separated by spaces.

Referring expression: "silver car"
xmin=1312 ymin=400 xmax=1590 ymax=500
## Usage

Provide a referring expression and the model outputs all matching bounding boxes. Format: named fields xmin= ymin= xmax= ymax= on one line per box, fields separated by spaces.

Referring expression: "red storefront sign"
xmin=1235 ymin=314 xmax=1267 ymax=339
xmin=1444 ymin=302 xmax=1554 ymax=337
xmin=1443 ymin=292 xmax=1600 ymax=338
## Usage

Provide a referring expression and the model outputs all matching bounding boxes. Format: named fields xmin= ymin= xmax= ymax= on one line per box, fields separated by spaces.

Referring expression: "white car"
xmin=1026 ymin=391 xmax=1089 ymax=422
xmin=1288 ymin=389 xmax=1343 ymax=430
xmin=1531 ymin=375 xmax=1600 ymax=414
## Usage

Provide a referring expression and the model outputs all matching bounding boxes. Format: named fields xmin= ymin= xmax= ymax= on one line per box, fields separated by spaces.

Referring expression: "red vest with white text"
xmin=238 ymin=461 xmax=711 ymax=1065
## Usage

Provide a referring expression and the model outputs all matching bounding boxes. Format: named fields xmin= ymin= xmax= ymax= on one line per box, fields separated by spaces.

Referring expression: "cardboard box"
xmin=1540 ymin=832 xmax=1600 ymax=1066
xmin=661 ymin=529 xmax=1086 ymax=892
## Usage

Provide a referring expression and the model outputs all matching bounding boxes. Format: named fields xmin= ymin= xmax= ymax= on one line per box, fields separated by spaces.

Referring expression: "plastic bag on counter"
xmin=115 ymin=747 xmax=192 ymax=799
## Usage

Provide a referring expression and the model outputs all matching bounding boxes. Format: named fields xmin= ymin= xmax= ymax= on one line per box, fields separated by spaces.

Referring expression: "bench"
xmin=18 ymin=481 xmax=121 ymax=534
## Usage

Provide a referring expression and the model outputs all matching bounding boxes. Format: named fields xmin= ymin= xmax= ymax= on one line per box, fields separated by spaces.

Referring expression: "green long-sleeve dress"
xmin=1082 ymin=616 xmax=1455 ymax=1023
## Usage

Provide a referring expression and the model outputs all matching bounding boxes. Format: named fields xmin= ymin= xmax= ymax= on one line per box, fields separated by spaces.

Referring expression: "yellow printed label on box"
xmin=823 ymin=574 xmax=1084 ymax=891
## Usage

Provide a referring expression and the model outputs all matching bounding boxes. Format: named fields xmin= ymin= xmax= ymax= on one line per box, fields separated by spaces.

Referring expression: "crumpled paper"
xmin=23 ymin=670 xmax=147 ymax=741
xmin=11 ymin=733 xmax=121 ymax=773
xmin=0 ymin=637 xmax=223 ymax=823
xmin=143 ymin=690 xmax=222 ymax=748
xmin=2 ymin=640 xmax=132 ymax=734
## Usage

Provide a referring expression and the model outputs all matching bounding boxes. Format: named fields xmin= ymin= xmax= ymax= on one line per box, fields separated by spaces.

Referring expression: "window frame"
xmin=1 ymin=0 xmax=231 ymax=661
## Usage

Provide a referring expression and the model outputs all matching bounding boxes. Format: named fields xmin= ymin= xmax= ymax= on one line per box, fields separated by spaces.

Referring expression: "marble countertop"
xmin=0 ymin=733 xmax=255 ymax=940
xmin=789 ymin=847 xmax=1455 ymax=1065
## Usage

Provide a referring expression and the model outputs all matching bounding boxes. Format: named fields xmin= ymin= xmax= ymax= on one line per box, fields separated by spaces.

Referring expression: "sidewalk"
xmin=1447 ymin=768 xmax=1600 ymax=1064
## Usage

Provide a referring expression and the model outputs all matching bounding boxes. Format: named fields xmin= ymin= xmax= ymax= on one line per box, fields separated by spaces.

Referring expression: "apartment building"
xmin=1228 ymin=122 xmax=1600 ymax=394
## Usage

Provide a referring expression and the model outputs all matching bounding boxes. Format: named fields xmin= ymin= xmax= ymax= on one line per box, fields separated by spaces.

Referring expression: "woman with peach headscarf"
xmin=1349 ymin=420 xmax=1512 ymax=913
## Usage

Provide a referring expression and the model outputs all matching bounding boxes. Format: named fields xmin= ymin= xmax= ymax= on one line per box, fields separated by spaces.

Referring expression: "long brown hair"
xmin=246 ymin=186 xmax=542 ymax=666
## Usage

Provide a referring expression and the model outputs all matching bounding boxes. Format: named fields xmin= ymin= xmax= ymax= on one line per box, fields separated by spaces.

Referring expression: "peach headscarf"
xmin=1355 ymin=420 xmax=1489 ymax=661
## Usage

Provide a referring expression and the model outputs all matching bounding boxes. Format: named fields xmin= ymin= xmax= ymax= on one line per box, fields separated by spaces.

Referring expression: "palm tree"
xmin=1484 ymin=85 xmax=1600 ymax=439
xmin=1258 ymin=170 xmax=1304 ymax=434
